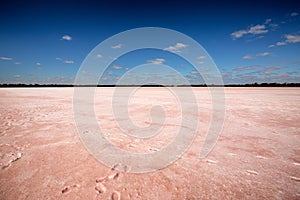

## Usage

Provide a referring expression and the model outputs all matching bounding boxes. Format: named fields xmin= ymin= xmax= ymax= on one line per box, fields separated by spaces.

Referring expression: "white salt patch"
xmin=227 ymin=153 xmax=237 ymax=156
xmin=256 ymin=155 xmax=268 ymax=159
xmin=206 ymin=159 xmax=218 ymax=164
xmin=246 ymin=170 xmax=258 ymax=175
xmin=290 ymin=176 xmax=300 ymax=182
xmin=293 ymin=162 xmax=300 ymax=166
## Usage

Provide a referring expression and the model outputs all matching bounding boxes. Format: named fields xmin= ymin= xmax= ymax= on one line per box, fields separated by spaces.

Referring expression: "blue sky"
xmin=0 ymin=0 xmax=299 ymax=84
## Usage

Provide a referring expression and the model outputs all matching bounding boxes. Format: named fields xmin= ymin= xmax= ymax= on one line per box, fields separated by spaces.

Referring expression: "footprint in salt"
xmin=149 ymin=147 xmax=159 ymax=152
xmin=96 ymin=176 xmax=108 ymax=183
xmin=61 ymin=184 xmax=80 ymax=194
xmin=95 ymin=182 xmax=107 ymax=194
xmin=111 ymin=163 xmax=130 ymax=173
xmin=95 ymin=172 xmax=119 ymax=183
xmin=1 ymin=147 xmax=23 ymax=170
xmin=108 ymin=172 xmax=119 ymax=180
xmin=111 ymin=191 xmax=121 ymax=200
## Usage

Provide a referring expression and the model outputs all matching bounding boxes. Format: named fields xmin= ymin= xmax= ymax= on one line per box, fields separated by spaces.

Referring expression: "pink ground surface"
xmin=0 ymin=87 xmax=299 ymax=199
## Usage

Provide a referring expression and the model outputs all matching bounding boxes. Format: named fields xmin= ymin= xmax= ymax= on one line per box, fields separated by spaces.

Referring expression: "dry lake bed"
xmin=0 ymin=87 xmax=299 ymax=199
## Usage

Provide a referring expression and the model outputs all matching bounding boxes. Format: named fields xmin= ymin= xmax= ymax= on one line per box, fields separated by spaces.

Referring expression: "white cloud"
xmin=112 ymin=65 xmax=122 ymax=69
xmin=0 ymin=56 xmax=12 ymax=60
xmin=285 ymin=34 xmax=300 ymax=43
xmin=36 ymin=62 xmax=41 ymax=66
xmin=64 ymin=60 xmax=75 ymax=64
xmin=111 ymin=44 xmax=122 ymax=49
xmin=268 ymin=44 xmax=275 ymax=48
xmin=265 ymin=66 xmax=285 ymax=71
xmin=231 ymin=24 xmax=268 ymax=39
xmin=248 ymin=25 xmax=268 ymax=34
xmin=231 ymin=30 xmax=247 ymax=39
xmin=243 ymin=52 xmax=270 ymax=59
xmin=146 ymin=58 xmax=165 ymax=64
xmin=264 ymin=19 xmax=272 ymax=24
xmin=197 ymin=55 xmax=206 ymax=59
xmin=256 ymin=52 xmax=270 ymax=57
xmin=276 ymin=41 xmax=286 ymax=46
xmin=243 ymin=55 xmax=254 ymax=59
xmin=291 ymin=12 xmax=299 ymax=17
xmin=269 ymin=23 xmax=279 ymax=30
xmin=61 ymin=35 xmax=72 ymax=41
xmin=107 ymin=70 xmax=113 ymax=75
xmin=14 ymin=75 xmax=21 ymax=78
xmin=199 ymin=67 xmax=211 ymax=72
xmin=56 ymin=57 xmax=75 ymax=64
xmin=82 ymin=70 xmax=88 ymax=75
xmin=96 ymin=54 xmax=102 ymax=58
xmin=164 ymin=43 xmax=188 ymax=53
xmin=197 ymin=61 xmax=204 ymax=65
xmin=14 ymin=62 xmax=21 ymax=65
xmin=234 ymin=65 xmax=261 ymax=71
xmin=270 ymin=34 xmax=300 ymax=47
xmin=190 ymin=70 xmax=198 ymax=74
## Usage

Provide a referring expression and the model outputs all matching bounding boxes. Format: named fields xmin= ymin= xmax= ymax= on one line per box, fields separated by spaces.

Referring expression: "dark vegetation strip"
xmin=0 ymin=83 xmax=299 ymax=87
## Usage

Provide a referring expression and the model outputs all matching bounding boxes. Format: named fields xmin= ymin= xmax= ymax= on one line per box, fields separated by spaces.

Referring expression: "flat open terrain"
xmin=0 ymin=87 xmax=299 ymax=199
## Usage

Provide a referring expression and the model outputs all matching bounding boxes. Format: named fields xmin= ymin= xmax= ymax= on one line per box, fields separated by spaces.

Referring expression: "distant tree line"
xmin=0 ymin=82 xmax=299 ymax=87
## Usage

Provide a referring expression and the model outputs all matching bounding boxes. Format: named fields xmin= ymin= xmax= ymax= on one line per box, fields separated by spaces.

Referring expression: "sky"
xmin=0 ymin=0 xmax=299 ymax=85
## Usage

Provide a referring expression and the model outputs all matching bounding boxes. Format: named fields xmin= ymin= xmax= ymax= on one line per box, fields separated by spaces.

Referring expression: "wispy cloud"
xmin=36 ymin=62 xmax=41 ymax=66
xmin=197 ymin=55 xmax=206 ymax=60
xmin=96 ymin=54 xmax=102 ymax=58
xmin=243 ymin=52 xmax=270 ymax=59
xmin=285 ymin=34 xmax=300 ymax=43
xmin=234 ymin=65 xmax=261 ymax=71
xmin=146 ymin=58 xmax=165 ymax=64
xmin=257 ymin=66 xmax=286 ymax=75
xmin=291 ymin=12 xmax=299 ymax=17
xmin=256 ymin=52 xmax=270 ymax=57
xmin=111 ymin=44 xmax=122 ymax=49
xmin=247 ymin=24 xmax=268 ymax=34
xmin=56 ymin=57 xmax=75 ymax=64
xmin=0 ymin=56 xmax=12 ymax=60
xmin=14 ymin=75 xmax=21 ymax=78
xmin=61 ymin=35 xmax=72 ymax=41
xmin=271 ymin=34 xmax=300 ymax=47
xmin=231 ymin=24 xmax=268 ymax=39
xmin=112 ymin=65 xmax=122 ymax=69
xmin=222 ymin=65 xmax=295 ymax=84
xmin=64 ymin=60 xmax=75 ymax=64
xmin=14 ymin=62 xmax=21 ymax=65
xmin=107 ymin=70 xmax=114 ymax=75
xmin=276 ymin=41 xmax=286 ymax=46
xmin=242 ymin=55 xmax=254 ymax=59
xmin=265 ymin=66 xmax=286 ymax=71
xmin=264 ymin=18 xmax=272 ymax=24
xmin=199 ymin=67 xmax=211 ymax=72
xmin=164 ymin=43 xmax=188 ymax=53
